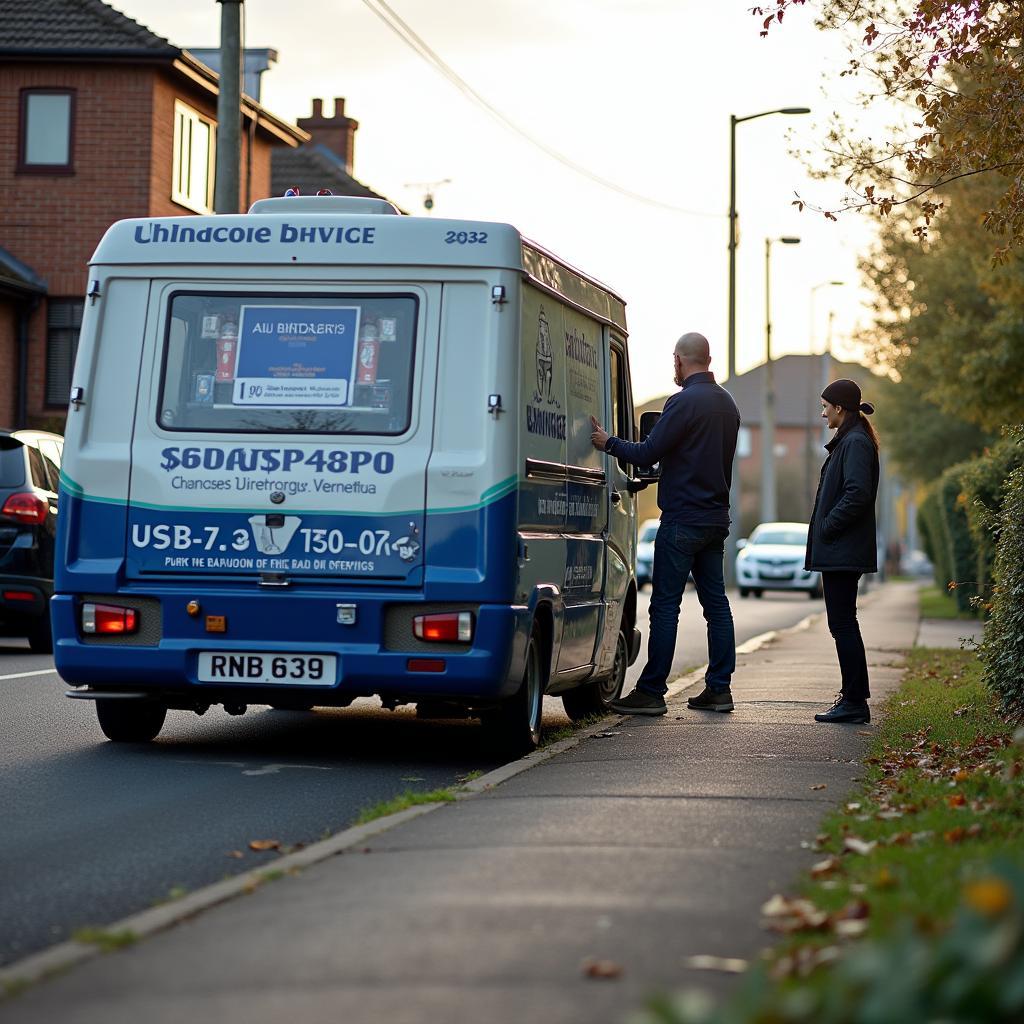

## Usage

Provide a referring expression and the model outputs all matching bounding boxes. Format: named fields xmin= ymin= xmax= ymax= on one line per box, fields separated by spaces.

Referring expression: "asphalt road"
xmin=0 ymin=587 xmax=823 ymax=966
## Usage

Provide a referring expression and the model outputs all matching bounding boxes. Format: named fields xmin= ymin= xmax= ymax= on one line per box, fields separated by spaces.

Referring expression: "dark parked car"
xmin=0 ymin=429 xmax=63 ymax=653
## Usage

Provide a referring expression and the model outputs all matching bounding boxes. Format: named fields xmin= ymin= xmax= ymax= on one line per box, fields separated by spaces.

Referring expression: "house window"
xmin=172 ymin=100 xmax=216 ymax=214
xmin=18 ymin=89 xmax=75 ymax=173
xmin=45 ymin=299 xmax=84 ymax=407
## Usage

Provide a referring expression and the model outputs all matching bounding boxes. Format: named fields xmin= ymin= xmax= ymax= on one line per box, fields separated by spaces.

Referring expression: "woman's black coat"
xmin=805 ymin=420 xmax=879 ymax=573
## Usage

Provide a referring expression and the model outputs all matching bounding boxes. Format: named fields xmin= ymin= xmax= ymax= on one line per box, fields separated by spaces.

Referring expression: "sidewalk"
xmin=1 ymin=583 xmax=920 ymax=1024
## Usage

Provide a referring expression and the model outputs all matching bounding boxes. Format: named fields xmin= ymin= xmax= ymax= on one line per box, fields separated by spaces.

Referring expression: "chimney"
xmin=297 ymin=97 xmax=359 ymax=175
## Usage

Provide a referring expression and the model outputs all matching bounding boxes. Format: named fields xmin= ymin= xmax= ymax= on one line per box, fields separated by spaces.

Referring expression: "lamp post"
xmin=726 ymin=106 xmax=810 ymax=579
xmin=806 ymin=280 xmax=844 ymax=506
xmin=761 ymin=235 xmax=801 ymax=524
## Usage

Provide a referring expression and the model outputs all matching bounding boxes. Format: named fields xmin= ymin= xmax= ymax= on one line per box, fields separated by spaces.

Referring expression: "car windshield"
xmin=0 ymin=441 xmax=26 ymax=487
xmin=752 ymin=528 xmax=807 ymax=546
xmin=640 ymin=524 xmax=658 ymax=543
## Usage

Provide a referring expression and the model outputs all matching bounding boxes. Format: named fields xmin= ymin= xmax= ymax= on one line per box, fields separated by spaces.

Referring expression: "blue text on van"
xmin=159 ymin=447 xmax=394 ymax=474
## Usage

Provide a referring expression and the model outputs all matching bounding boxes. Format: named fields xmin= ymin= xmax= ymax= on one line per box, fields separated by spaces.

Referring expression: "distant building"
xmin=272 ymin=97 xmax=396 ymax=204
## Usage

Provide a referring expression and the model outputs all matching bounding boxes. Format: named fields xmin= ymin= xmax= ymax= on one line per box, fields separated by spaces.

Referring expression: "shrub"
xmin=916 ymin=486 xmax=947 ymax=589
xmin=937 ymin=461 xmax=978 ymax=613
xmin=979 ymin=435 xmax=1024 ymax=718
xmin=960 ymin=426 xmax=1024 ymax=594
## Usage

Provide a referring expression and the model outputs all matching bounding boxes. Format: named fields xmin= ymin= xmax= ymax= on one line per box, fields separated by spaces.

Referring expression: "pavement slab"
xmin=0 ymin=582 xmax=921 ymax=1024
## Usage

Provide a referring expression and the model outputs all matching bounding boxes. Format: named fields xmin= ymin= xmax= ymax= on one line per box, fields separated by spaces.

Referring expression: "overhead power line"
xmin=359 ymin=0 xmax=722 ymax=218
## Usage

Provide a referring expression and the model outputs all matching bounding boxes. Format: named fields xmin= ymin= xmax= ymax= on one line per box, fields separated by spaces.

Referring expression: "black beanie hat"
xmin=822 ymin=378 xmax=874 ymax=415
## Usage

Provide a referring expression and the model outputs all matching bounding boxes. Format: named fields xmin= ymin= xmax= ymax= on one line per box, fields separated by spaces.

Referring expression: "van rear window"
xmin=0 ymin=441 xmax=26 ymax=487
xmin=157 ymin=293 xmax=417 ymax=435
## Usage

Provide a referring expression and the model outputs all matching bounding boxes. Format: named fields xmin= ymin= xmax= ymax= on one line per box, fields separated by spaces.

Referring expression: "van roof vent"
xmin=248 ymin=195 xmax=401 ymax=216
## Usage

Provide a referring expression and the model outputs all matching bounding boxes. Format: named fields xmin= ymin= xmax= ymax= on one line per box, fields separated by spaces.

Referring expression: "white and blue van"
xmin=54 ymin=194 xmax=644 ymax=752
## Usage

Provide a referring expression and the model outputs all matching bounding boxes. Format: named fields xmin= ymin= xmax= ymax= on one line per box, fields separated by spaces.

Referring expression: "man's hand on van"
xmin=590 ymin=415 xmax=610 ymax=451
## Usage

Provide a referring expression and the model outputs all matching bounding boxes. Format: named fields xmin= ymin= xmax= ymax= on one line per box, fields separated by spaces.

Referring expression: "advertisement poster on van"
xmin=231 ymin=305 xmax=360 ymax=406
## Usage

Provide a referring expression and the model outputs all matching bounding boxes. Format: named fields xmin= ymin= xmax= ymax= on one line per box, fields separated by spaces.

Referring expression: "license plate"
xmin=198 ymin=652 xmax=336 ymax=685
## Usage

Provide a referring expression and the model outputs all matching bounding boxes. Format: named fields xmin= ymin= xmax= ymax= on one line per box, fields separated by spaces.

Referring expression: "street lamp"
xmin=725 ymin=106 xmax=810 ymax=579
xmin=761 ymin=235 xmax=801 ymax=524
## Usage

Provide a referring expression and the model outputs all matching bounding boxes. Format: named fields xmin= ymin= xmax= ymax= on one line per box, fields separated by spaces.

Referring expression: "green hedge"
xmin=979 ymin=427 xmax=1024 ymax=718
xmin=960 ymin=427 xmax=1024 ymax=594
xmin=917 ymin=486 xmax=947 ymax=589
xmin=937 ymin=461 xmax=978 ymax=613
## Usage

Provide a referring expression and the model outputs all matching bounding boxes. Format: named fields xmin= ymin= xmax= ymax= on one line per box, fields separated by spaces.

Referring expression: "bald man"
xmin=591 ymin=332 xmax=741 ymax=715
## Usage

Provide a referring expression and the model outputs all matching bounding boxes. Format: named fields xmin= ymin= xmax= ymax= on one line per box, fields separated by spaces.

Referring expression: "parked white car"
xmin=636 ymin=518 xmax=659 ymax=588
xmin=736 ymin=522 xmax=822 ymax=599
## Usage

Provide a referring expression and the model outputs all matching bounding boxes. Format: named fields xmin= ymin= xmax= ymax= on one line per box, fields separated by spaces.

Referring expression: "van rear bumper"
xmin=51 ymin=593 xmax=530 ymax=705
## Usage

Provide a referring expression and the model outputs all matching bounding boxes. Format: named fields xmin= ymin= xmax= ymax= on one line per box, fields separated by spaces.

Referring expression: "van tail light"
xmin=82 ymin=602 xmax=138 ymax=635
xmin=413 ymin=611 xmax=473 ymax=643
xmin=1 ymin=493 xmax=48 ymax=524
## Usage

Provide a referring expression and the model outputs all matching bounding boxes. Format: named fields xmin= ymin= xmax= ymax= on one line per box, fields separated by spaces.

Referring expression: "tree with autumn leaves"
xmin=755 ymin=1 xmax=1024 ymax=259
xmin=755 ymin=1 xmax=1024 ymax=481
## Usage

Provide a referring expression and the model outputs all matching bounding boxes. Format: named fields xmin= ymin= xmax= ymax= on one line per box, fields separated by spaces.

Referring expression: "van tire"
xmin=562 ymin=627 xmax=628 ymax=721
xmin=483 ymin=630 xmax=543 ymax=755
xmin=95 ymin=700 xmax=167 ymax=743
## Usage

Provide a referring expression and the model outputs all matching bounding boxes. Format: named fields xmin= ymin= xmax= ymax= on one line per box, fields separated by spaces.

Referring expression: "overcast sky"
xmin=114 ymin=0 xmax=881 ymax=403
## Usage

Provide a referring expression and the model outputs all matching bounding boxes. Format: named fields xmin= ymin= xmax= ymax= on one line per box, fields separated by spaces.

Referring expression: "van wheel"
xmin=27 ymin=619 xmax=53 ymax=655
xmin=95 ymin=700 xmax=167 ymax=743
xmin=562 ymin=627 xmax=628 ymax=721
xmin=483 ymin=630 xmax=543 ymax=755
xmin=739 ymin=588 xmax=749 ymax=599
xmin=810 ymin=581 xmax=823 ymax=600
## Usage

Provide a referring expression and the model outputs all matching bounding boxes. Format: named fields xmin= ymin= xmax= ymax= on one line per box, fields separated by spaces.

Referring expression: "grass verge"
xmin=639 ymin=648 xmax=1024 ymax=1023
xmin=353 ymin=786 xmax=458 ymax=826
xmin=919 ymin=584 xmax=977 ymax=620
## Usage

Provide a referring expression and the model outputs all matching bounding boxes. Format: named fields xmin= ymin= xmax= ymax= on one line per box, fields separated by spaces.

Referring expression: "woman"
xmin=805 ymin=378 xmax=880 ymax=724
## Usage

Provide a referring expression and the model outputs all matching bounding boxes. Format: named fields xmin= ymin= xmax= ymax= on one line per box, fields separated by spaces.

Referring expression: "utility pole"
xmin=214 ymin=0 xmax=242 ymax=214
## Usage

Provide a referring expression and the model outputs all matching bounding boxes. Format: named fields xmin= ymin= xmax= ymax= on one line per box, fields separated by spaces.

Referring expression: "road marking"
xmin=176 ymin=760 xmax=332 ymax=776
xmin=0 ymin=668 xmax=59 ymax=682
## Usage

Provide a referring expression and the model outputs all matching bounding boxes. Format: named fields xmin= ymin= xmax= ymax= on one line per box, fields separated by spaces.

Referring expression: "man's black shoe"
xmin=814 ymin=695 xmax=870 ymax=724
xmin=687 ymin=686 xmax=734 ymax=713
xmin=610 ymin=689 xmax=667 ymax=716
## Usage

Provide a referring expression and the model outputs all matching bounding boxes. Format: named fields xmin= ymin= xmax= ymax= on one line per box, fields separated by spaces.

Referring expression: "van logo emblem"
xmin=531 ymin=306 xmax=561 ymax=410
xmin=270 ymin=491 xmax=285 ymax=504
xmin=392 ymin=536 xmax=420 ymax=562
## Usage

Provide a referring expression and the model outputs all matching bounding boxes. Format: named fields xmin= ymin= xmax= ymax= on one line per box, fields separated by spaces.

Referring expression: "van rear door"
xmin=125 ymin=283 xmax=437 ymax=584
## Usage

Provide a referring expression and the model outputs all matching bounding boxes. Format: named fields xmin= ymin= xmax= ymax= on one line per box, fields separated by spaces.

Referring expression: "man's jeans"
xmin=636 ymin=521 xmax=736 ymax=698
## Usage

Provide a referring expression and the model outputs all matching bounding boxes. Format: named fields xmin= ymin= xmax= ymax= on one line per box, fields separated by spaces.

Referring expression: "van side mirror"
xmin=635 ymin=410 xmax=661 ymax=482
xmin=737 ymin=538 xmax=747 ymax=550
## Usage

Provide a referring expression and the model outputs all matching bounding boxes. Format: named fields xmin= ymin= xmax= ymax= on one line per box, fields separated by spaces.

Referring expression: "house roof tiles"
xmin=271 ymin=145 xmax=392 ymax=204
xmin=0 ymin=0 xmax=176 ymax=55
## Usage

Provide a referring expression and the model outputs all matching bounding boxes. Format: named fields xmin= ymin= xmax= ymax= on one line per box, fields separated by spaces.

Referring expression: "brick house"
xmin=0 ymin=0 xmax=307 ymax=430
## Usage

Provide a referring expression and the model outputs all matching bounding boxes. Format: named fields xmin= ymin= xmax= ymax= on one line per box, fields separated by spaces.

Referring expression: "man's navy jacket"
xmin=605 ymin=371 xmax=740 ymax=527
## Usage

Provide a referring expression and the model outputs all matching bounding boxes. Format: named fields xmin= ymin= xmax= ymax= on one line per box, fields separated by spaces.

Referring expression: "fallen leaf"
xmin=845 ymin=802 xmax=862 ymax=812
xmin=874 ymin=867 xmax=896 ymax=889
xmin=248 ymin=839 xmax=281 ymax=852
xmin=857 ymin=730 xmax=872 ymax=736
xmin=948 ymin=793 xmax=967 ymax=808
xmin=964 ymin=878 xmax=1013 ymax=917
xmin=944 ymin=827 xmax=967 ymax=844
xmin=683 ymin=955 xmax=748 ymax=974
xmin=843 ymin=836 xmax=877 ymax=856
xmin=595 ymin=731 xmax=621 ymax=738
xmin=810 ymin=784 xmax=827 ymax=791
xmin=810 ymin=856 xmax=842 ymax=879
xmin=226 ymin=850 xmax=245 ymax=859
xmin=581 ymin=958 xmax=623 ymax=979
xmin=834 ymin=918 xmax=869 ymax=938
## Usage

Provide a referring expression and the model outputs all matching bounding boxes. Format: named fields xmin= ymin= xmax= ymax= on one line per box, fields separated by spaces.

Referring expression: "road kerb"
xmin=0 ymin=612 xmax=821 ymax=995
